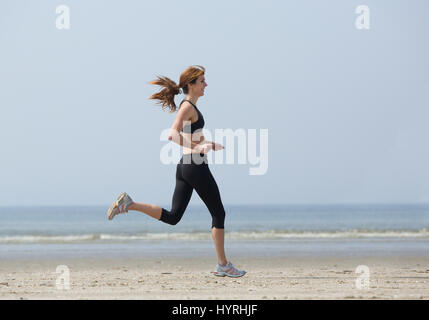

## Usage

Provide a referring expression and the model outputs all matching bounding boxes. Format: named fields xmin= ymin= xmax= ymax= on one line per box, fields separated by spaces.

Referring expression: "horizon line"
xmin=0 ymin=202 xmax=428 ymax=208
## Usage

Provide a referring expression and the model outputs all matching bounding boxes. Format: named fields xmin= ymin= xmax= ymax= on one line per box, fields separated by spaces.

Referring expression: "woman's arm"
xmin=167 ymin=104 xmax=223 ymax=152
xmin=169 ymin=130 xmax=202 ymax=149
xmin=197 ymin=136 xmax=224 ymax=151
xmin=167 ymin=104 xmax=205 ymax=150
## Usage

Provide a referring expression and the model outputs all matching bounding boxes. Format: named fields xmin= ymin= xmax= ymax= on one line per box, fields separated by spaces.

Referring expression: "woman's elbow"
xmin=168 ymin=129 xmax=181 ymax=141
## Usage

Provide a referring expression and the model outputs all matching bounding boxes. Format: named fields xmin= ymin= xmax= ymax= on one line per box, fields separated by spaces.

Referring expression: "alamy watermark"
xmin=56 ymin=5 xmax=70 ymax=30
xmin=355 ymin=5 xmax=370 ymax=30
xmin=355 ymin=265 xmax=370 ymax=290
xmin=56 ymin=265 xmax=70 ymax=290
xmin=160 ymin=128 xmax=269 ymax=176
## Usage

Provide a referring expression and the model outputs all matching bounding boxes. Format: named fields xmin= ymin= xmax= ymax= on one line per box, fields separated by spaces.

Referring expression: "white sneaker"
xmin=107 ymin=192 xmax=134 ymax=220
xmin=212 ymin=261 xmax=246 ymax=277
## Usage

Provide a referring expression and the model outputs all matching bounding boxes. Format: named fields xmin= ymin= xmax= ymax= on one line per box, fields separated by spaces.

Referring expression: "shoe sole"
xmin=107 ymin=192 xmax=128 ymax=220
xmin=107 ymin=201 xmax=118 ymax=220
xmin=212 ymin=271 xmax=246 ymax=278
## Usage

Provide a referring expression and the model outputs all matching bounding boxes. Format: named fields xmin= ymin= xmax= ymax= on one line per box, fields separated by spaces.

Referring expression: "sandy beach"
xmin=1 ymin=256 xmax=428 ymax=300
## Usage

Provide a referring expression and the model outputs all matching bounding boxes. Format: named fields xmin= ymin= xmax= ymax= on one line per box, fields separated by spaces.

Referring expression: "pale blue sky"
xmin=0 ymin=0 xmax=428 ymax=206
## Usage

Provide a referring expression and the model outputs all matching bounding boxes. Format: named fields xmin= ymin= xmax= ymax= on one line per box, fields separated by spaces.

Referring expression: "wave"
xmin=1 ymin=229 xmax=429 ymax=243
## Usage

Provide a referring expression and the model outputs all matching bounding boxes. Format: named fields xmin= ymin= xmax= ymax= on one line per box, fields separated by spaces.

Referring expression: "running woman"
xmin=107 ymin=65 xmax=246 ymax=277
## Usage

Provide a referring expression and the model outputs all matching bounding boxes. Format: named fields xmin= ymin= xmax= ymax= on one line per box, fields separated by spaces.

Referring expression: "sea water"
xmin=1 ymin=204 xmax=428 ymax=260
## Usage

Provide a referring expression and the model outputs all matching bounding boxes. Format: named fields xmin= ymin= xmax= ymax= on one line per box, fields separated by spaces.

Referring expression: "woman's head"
xmin=179 ymin=65 xmax=207 ymax=97
xmin=149 ymin=65 xmax=206 ymax=113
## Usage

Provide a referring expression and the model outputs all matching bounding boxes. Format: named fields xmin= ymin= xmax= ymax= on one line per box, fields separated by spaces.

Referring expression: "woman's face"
xmin=189 ymin=75 xmax=207 ymax=97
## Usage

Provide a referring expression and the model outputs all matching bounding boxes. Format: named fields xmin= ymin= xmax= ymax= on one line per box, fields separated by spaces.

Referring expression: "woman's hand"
xmin=211 ymin=142 xmax=224 ymax=151
xmin=195 ymin=142 xmax=224 ymax=154
xmin=196 ymin=142 xmax=213 ymax=154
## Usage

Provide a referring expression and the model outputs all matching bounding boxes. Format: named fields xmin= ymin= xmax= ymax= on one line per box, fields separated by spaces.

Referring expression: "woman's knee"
xmin=160 ymin=208 xmax=183 ymax=225
xmin=168 ymin=213 xmax=182 ymax=225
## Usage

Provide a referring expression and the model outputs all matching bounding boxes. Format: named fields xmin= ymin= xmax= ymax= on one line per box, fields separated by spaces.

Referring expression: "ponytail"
xmin=149 ymin=65 xmax=205 ymax=113
xmin=148 ymin=76 xmax=181 ymax=113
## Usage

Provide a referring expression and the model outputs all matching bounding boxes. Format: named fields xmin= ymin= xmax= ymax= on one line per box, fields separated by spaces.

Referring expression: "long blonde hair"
xmin=148 ymin=65 xmax=205 ymax=113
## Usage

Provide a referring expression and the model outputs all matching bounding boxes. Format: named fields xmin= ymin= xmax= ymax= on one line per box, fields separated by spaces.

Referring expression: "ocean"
xmin=1 ymin=204 xmax=429 ymax=260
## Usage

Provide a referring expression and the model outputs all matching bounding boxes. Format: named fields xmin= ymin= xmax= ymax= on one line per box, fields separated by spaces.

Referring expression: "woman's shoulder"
xmin=178 ymin=101 xmax=194 ymax=114
xmin=177 ymin=100 xmax=196 ymax=119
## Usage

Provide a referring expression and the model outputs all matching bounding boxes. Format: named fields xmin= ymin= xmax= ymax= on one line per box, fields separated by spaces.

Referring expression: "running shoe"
xmin=107 ymin=192 xmax=134 ymax=220
xmin=212 ymin=261 xmax=246 ymax=277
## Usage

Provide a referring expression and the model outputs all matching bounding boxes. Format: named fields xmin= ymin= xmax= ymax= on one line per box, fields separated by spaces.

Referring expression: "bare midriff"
xmin=182 ymin=130 xmax=205 ymax=155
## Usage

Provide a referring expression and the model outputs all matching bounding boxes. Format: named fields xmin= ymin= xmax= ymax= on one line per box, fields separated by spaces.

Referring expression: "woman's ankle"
xmin=218 ymin=260 xmax=228 ymax=266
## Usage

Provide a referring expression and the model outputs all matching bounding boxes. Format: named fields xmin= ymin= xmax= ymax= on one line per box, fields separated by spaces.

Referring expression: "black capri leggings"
xmin=160 ymin=153 xmax=226 ymax=229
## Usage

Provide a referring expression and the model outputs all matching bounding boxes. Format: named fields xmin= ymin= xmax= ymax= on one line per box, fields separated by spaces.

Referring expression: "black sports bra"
xmin=179 ymin=99 xmax=205 ymax=134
